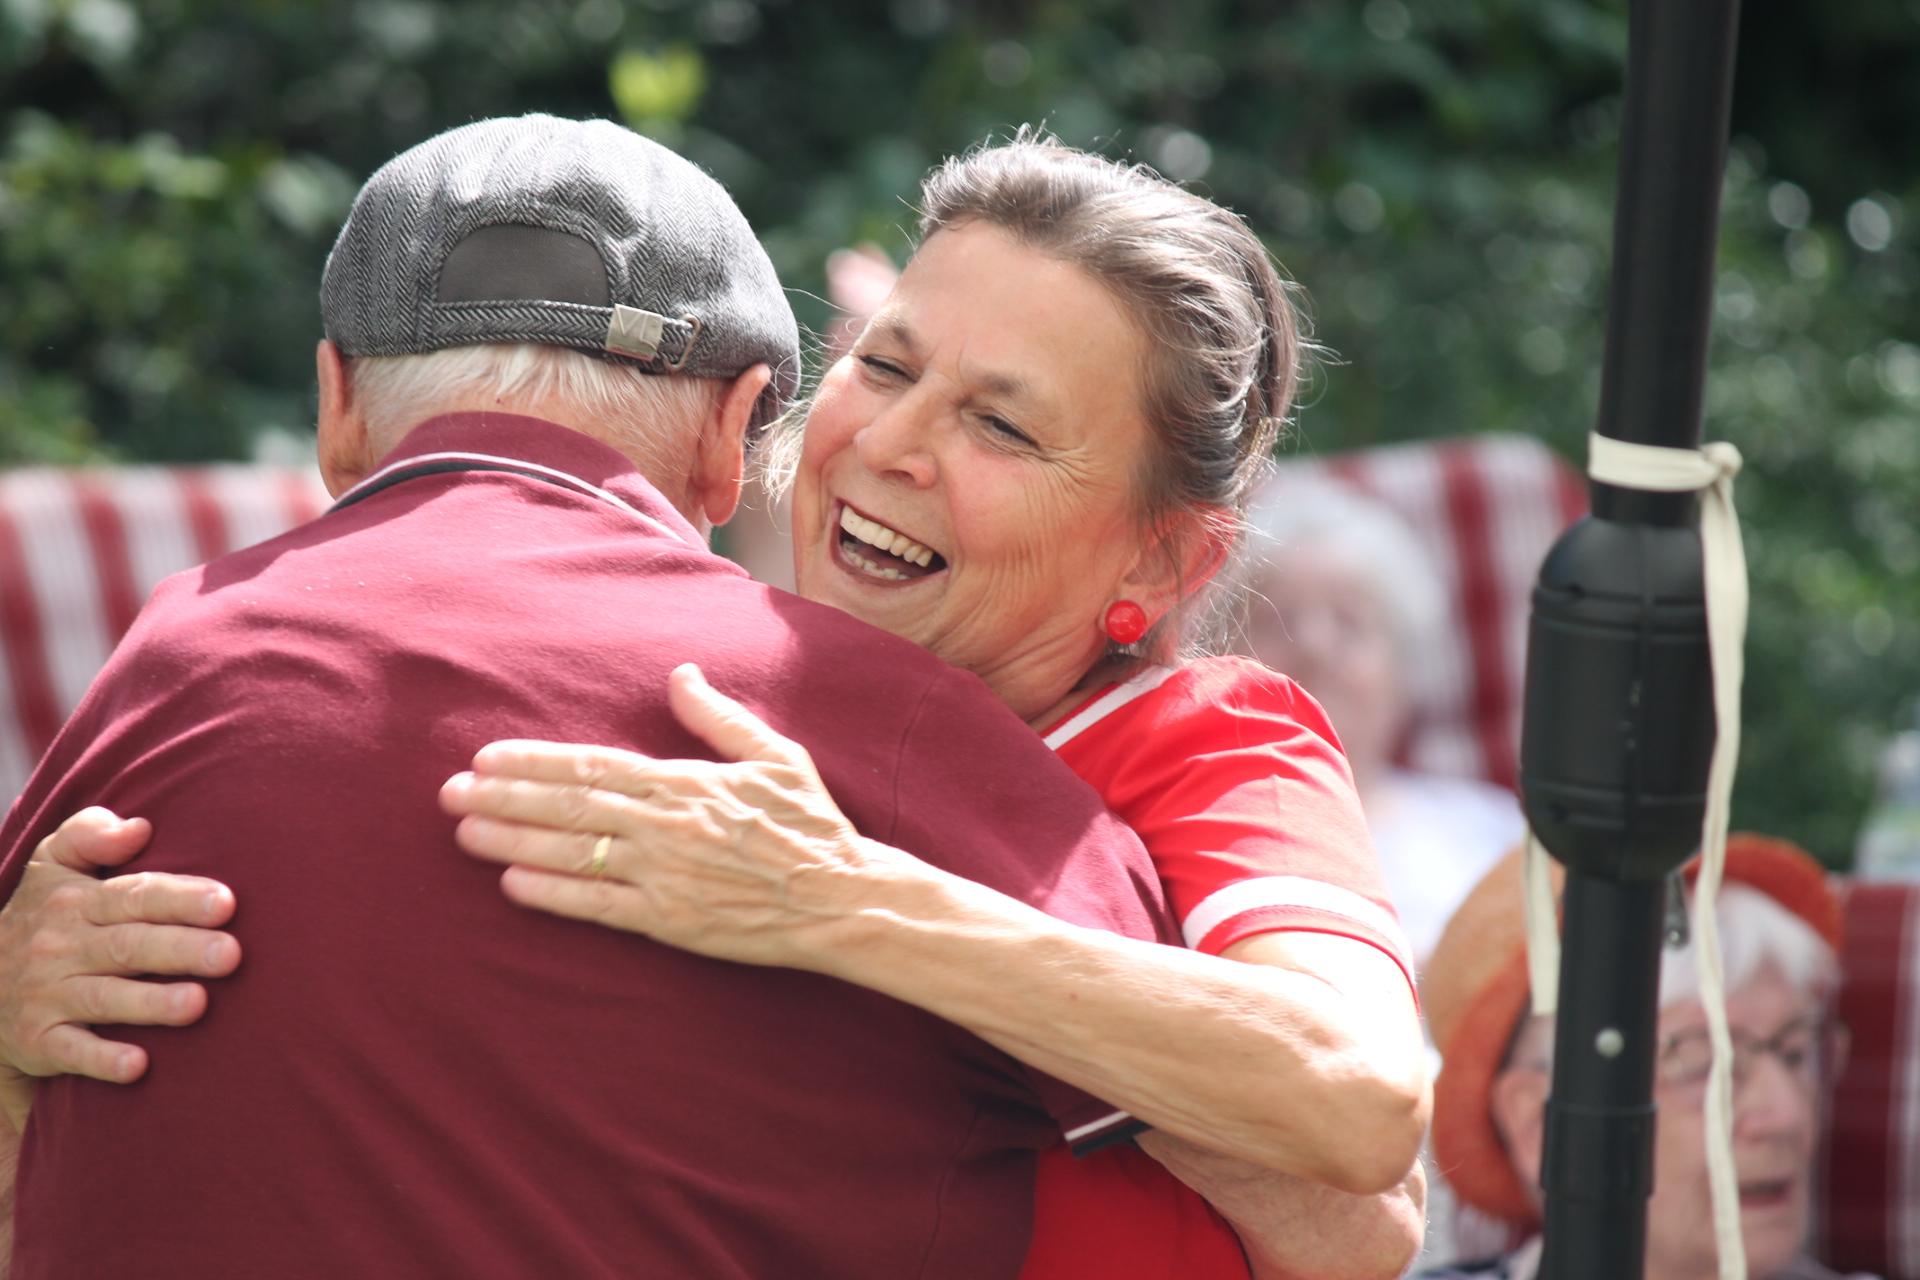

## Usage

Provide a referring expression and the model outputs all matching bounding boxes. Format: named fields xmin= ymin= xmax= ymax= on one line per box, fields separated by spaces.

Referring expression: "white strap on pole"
xmin=1523 ymin=832 xmax=1560 ymax=1017
xmin=1587 ymin=430 xmax=1749 ymax=1280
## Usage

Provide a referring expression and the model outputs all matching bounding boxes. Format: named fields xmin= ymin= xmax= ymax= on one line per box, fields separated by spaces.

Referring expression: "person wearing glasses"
xmin=1413 ymin=833 xmax=1876 ymax=1280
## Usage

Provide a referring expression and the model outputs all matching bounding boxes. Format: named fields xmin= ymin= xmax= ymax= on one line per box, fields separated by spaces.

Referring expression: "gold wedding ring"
xmin=588 ymin=834 xmax=612 ymax=879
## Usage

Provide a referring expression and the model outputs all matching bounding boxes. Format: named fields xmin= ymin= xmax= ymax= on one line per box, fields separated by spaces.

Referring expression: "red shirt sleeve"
xmin=1051 ymin=657 xmax=1415 ymax=991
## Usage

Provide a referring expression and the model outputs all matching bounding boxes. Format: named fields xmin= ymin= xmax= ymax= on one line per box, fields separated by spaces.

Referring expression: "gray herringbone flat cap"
xmin=322 ymin=114 xmax=799 ymax=427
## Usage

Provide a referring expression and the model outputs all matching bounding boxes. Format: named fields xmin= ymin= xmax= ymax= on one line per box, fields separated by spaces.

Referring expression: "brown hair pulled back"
xmin=918 ymin=131 xmax=1306 ymax=657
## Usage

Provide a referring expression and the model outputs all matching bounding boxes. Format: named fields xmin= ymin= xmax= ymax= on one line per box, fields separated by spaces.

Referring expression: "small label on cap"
xmin=605 ymin=305 xmax=666 ymax=360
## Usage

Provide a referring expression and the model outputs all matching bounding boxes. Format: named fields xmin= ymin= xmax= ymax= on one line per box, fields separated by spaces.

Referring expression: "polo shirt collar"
xmin=367 ymin=412 xmax=709 ymax=551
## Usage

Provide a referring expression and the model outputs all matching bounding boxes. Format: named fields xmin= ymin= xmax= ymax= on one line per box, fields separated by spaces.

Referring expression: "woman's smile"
xmin=832 ymin=501 xmax=948 ymax=583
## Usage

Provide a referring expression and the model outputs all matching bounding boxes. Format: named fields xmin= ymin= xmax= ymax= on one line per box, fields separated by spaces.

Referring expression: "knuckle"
xmin=559 ymin=783 xmax=598 ymax=827
xmin=25 ymin=923 xmax=74 ymax=967
xmin=45 ymin=882 xmax=89 ymax=917
xmin=568 ymin=748 xmax=612 ymax=788
xmin=103 ymin=925 xmax=143 ymax=970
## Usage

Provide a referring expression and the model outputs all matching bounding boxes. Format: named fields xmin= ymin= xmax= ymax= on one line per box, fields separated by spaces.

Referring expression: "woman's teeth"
xmin=839 ymin=507 xmax=938 ymax=570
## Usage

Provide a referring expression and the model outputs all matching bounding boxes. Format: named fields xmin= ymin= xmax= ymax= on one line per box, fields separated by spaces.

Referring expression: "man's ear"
xmin=315 ymin=340 xmax=375 ymax=498
xmin=688 ymin=364 xmax=774 ymax=530
xmin=1487 ymin=1064 xmax=1550 ymax=1200
xmin=1114 ymin=508 xmax=1234 ymax=631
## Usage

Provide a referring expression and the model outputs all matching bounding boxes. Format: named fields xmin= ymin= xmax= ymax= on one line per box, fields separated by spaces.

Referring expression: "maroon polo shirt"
xmin=0 ymin=413 xmax=1173 ymax=1280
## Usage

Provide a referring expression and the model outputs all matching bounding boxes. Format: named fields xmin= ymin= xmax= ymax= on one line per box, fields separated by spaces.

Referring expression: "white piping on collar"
xmin=335 ymin=450 xmax=679 ymax=537
xmin=1042 ymin=665 xmax=1178 ymax=751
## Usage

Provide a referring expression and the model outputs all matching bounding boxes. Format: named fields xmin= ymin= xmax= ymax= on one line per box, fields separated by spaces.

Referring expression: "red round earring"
xmin=1104 ymin=600 xmax=1148 ymax=646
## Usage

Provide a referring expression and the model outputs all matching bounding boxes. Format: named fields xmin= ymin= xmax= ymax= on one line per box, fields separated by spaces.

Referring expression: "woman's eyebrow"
xmin=975 ymin=371 xmax=1033 ymax=402
xmin=868 ymin=312 xmax=1048 ymax=414
xmin=865 ymin=314 xmax=919 ymax=355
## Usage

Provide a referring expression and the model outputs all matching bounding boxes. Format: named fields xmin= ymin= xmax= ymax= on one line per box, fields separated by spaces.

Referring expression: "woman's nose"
xmin=1734 ymin=1051 xmax=1814 ymax=1142
xmin=854 ymin=392 xmax=940 ymax=489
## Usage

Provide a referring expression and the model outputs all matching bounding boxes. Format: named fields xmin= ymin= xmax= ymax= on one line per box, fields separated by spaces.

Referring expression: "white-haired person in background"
xmin=1244 ymin=473 xmax=1524 ymax=962
xmin=1416 ymin=834 xmax=1872 ymax=1280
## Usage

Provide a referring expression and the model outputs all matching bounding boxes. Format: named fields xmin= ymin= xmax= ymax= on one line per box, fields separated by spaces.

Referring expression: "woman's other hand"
xmin=0 ymin=808 xmax=241 ymax=1111
xmin=442 ymin=663 xmax=921 ymax=971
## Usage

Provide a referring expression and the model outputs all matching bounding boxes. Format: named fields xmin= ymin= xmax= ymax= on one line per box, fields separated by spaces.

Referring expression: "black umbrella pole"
xmin=1521 ymin=2 xmax=1744 ymax=1278
xmin=1538 ymin=874 xmax=1664 ymax=1280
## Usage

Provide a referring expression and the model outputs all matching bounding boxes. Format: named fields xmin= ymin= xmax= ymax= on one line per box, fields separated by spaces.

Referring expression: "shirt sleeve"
xmin=1064 ymin=658 xmax=1417 ymax=991
xmin=1019 ymin=1066 xmax=1149 ymax=1155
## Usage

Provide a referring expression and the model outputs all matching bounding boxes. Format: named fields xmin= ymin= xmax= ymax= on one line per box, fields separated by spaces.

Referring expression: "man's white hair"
xmin=350 ymin=343 xmax=719 ymax=478
xmin=1658 ymin=881 xmax=1838 ymax=1010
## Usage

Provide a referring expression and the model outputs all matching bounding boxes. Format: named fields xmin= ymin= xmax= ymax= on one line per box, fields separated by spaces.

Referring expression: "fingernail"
xmin=203 ymin=939 xmax=226 ymax=969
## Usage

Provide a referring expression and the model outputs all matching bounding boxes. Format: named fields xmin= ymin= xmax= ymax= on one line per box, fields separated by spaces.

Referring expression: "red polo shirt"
xmin=0 ymin=413 xmax=1173 ymax=1280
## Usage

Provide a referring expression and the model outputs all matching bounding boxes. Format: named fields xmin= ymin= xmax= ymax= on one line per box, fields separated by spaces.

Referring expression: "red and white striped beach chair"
xmin=0 ymin=465 xmax=329 ymax=803
xmin=1275 ymin=432 xmax=1587 ymax=789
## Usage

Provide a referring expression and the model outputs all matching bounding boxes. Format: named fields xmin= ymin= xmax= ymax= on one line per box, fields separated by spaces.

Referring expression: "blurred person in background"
xmin=1244 ymin=474 xmax=1524 ymax=963
xmin=1414 ymin=834 xmax=1873 ymax=1280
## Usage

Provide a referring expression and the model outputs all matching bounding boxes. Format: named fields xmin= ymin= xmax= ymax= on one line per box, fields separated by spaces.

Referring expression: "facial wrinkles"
xmin=829 ymin=367 xmax=1134 ymax=696
xmin=794 ymin=224 xmax=1152 ymax=720
xmin=1644 ymin=969 xmax=1814 ymax=1280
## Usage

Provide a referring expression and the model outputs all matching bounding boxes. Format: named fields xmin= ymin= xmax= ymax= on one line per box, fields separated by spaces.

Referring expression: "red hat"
xmin=1423 ymin=833 xmax=1842 ymax=1230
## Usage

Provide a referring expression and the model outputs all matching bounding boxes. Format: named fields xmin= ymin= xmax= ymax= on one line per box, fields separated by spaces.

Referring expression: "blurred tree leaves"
xmin=609 ymin=45 xmax=706 ymax=137
xmin=3 ymin=0 xmax=1919 ymax=861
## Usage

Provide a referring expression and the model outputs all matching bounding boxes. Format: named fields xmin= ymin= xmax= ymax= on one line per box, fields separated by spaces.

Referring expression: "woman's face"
xmin=1645 ymin=963 xmax=1820 ymax=1280
xmin=792 ymin=222 xmax=1158 ymax=723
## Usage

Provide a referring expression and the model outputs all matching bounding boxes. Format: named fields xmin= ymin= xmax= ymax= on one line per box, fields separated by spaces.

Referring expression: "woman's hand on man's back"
xmin=0 ymin=808 xmax=240 ymax=1111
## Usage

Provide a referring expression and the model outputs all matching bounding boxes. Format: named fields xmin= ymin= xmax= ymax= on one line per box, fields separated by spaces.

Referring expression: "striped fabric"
xmin=1280 ymin=433 xmax=1588 ymax=790
xmin=1821 ymin=881 xmax=1920 ymax=1280
xmin=0 ymin=466 xmax=329 ymax=805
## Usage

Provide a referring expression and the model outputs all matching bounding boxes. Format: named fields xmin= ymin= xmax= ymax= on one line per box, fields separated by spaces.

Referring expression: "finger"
xmin=667 ymin=664 xmax=811 ymax=770
xmin=82 ymin=872 xmax=237 ymax=930
xmin=464 ymin=740 xmax=660 ymax=791
xmin=36 ymin=1024 xmax=149 ymax=1084
xmin=57 ymin=974 xmax=209 ymax=1028
xmin=455 ymin=814 xmax=613 ymax=875
xmin=32 ymin=808 xmax=154 ymax=874
xmin=442 ymin=770 xmax=643 ymax=836
xmin=75 ymin=918 xmax=241 ymax=978
xmin=498 ymin=864 xmax=636 ymax=929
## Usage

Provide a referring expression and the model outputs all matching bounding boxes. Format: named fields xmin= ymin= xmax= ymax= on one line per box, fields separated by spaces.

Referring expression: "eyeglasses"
xmin=1656 ymin=1016 xmax=1823 ymax=1092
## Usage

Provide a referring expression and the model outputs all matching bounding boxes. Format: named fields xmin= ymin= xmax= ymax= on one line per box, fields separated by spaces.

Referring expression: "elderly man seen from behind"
xmin=1414 ymin=834 xmax=1876 ymax=1280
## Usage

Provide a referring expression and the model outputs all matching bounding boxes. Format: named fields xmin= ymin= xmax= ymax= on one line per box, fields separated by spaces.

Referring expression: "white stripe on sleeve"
xmin=1042 ymin=665 xmax=1177 ymax=750
xmin=1181 ymin=875 xmax=1413 ymax=958
xmin=1063 ymin=1109 xmax=1135 ymax=1144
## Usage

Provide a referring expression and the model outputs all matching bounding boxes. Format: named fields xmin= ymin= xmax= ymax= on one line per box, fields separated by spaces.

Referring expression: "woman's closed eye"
xmin=977 ymin=412 xmax=1037 ymax=449
xmin=857 ymin=354 xmax=914 ymax=386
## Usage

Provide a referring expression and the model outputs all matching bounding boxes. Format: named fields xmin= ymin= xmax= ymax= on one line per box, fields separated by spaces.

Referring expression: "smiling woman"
xmin=439 ymin=137 xmax=1431 ymax=1280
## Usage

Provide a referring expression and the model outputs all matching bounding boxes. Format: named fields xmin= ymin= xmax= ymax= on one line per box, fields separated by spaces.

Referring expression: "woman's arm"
xmin=1138 ymin=1129 xmax=1426 ymax=1280
xmin=443 ymin=665 xmax=1427 ymax=1193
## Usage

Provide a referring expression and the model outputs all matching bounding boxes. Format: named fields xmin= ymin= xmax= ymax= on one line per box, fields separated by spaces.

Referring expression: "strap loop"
xmin=1523 ymin=431 xmax=1748 ymax=1280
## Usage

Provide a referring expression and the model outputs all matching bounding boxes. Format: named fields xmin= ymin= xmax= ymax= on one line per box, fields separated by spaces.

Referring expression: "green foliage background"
xmin=3 ymin=0 xmax=1918 ymax=863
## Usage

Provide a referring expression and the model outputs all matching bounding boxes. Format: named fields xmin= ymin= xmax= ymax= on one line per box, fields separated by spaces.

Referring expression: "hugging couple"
xmin=0 ymin=115 xmax=1425 ymax=1280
